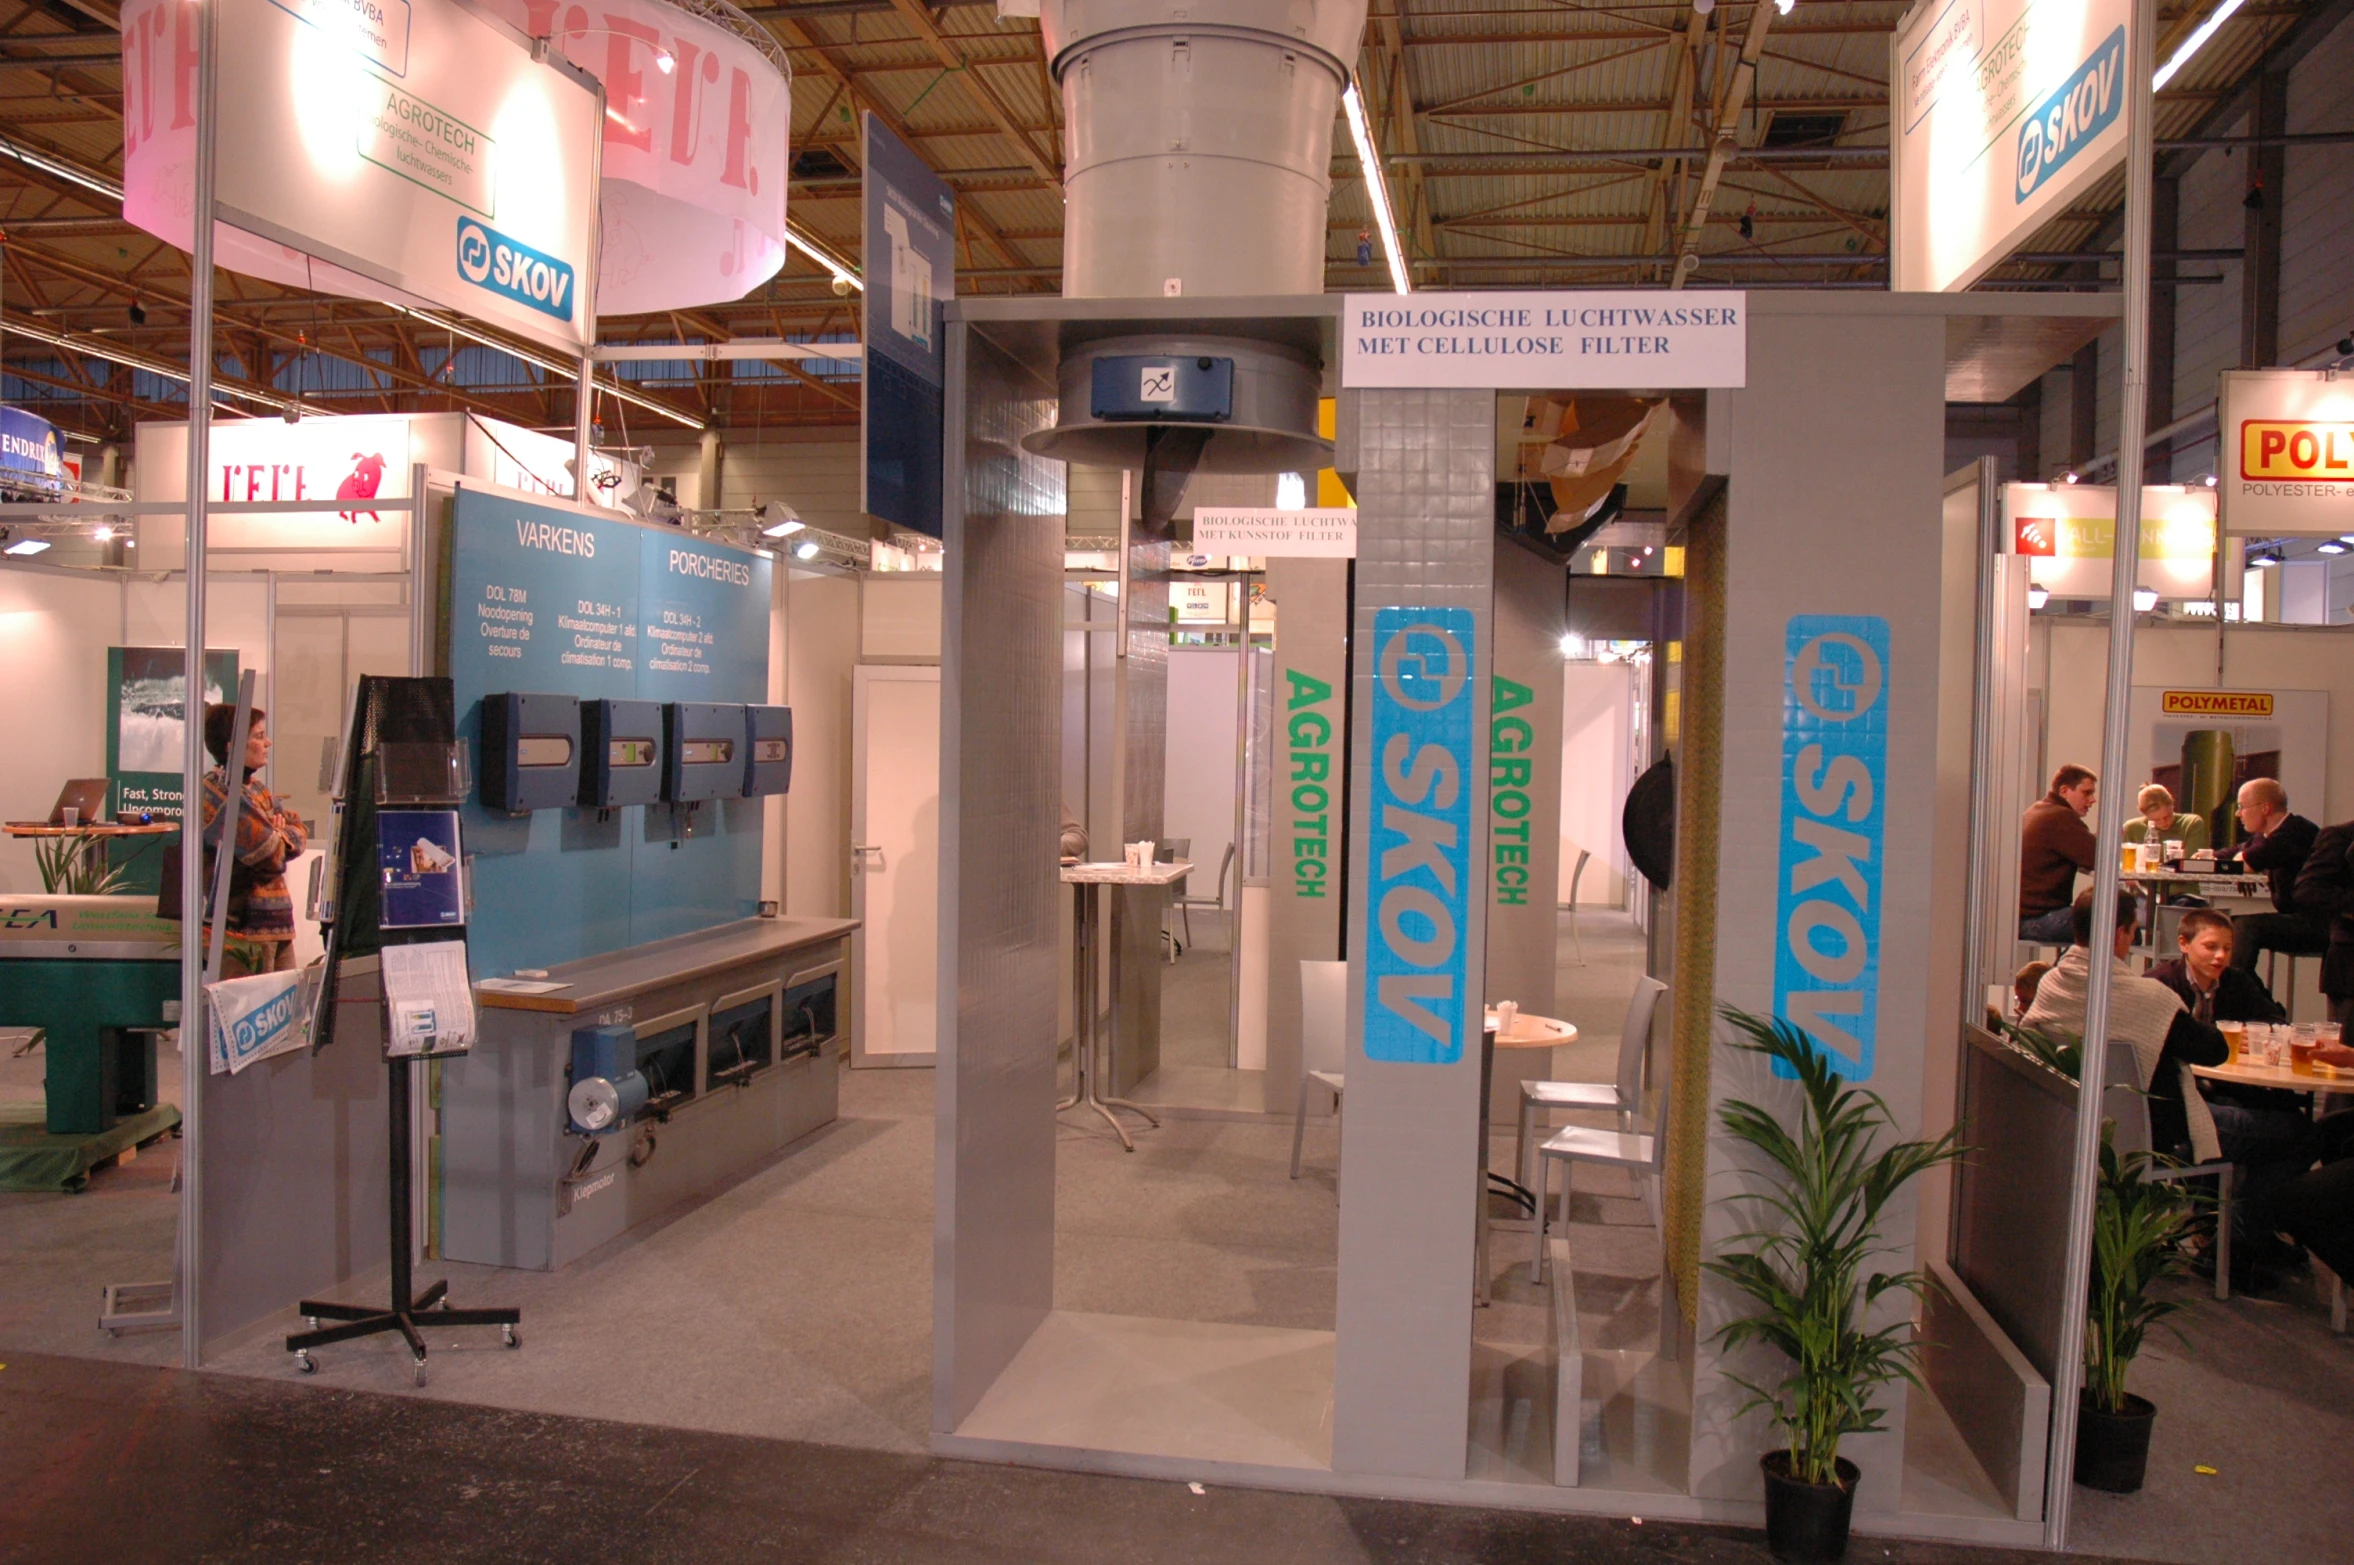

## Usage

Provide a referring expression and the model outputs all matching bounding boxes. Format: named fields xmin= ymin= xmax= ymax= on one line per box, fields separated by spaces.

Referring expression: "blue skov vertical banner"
xmin=1363 ymin=607 xmax=1478 ymax=1065
xmin=1773 ymin=615 xmax=1891 ymax=1080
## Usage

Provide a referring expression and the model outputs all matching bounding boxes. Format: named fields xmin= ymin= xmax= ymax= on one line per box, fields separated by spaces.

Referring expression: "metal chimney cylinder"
xmin=1046 ymin=0 xmax=1367 ymax=299
xmin=1024 ymin=0 xmax=1367 ymax=475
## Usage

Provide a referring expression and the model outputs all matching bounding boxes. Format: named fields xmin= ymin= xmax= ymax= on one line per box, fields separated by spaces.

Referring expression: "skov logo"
xmin=454 ymin=218 xmax=577 ymax=323
xmin=458 ymin=220 xmax=493 ymax=284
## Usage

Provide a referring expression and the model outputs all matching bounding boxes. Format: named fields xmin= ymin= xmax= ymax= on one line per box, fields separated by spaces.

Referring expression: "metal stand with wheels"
xmin=1059 ymin=873 xmax=1171 ymax=1152
xmin=286 ymin=1055 xmax=518 ymax=1383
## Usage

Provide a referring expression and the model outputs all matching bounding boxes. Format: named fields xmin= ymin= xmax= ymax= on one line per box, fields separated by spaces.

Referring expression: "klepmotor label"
xmin=457 ymin=217 xmax=577 ymax=323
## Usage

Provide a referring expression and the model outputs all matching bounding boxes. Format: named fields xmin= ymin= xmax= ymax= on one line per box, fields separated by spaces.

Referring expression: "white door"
xmin=851 ymin=665 xmax=940 ymax=1066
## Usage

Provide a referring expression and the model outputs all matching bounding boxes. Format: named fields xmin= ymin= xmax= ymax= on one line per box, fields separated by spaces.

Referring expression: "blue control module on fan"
xmin=579 ymin=698 xmax=664 ymax=808
xmin=567 ymin=1024 xmax=648 ymax=1136
xmin=1089 ymin=354 xmax=1234 ymax=423
xmin=662 ymin=702 xmax=745 ymax=802
xmin=480 ymin=691 xmax=581 ymax=813
xmin=742 ymin=705 xmax=793 ymax=797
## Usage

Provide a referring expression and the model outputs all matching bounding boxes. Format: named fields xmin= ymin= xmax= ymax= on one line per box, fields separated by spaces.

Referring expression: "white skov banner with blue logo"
xmin=1772 ymin=616 xmax=1890 ymax=1080
xmin=122 ymin=0 xmax=599 ymax=355
xmin=1362 ymin=608 xmax=1479 ymax=1066
xmin=1890 ymin=0 xmax=2132 ymax=292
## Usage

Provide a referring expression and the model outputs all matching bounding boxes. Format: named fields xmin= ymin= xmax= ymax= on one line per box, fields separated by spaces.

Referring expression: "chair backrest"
xmin=1568 ymin=846 xmax=1592 ymax=905
xmin=1300 ymin=959 xmax=1348 ymax=1077
xmin=1158 ymin=837 xmax=1192 ymax=862
xmin=1215 ymin=840 xmax=1237 ymax=906
xmin=1645 ymin=1036 xmax=1675 ymax=1174
xmin=2100 ymin=1040 xmax=2154 ymax=1157
xmin=1616 ymin=976 xmax=1668 ymax=1109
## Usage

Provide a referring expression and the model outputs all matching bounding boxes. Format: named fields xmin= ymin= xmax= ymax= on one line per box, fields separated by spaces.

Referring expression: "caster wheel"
xmin=412 ymin=1356 xmax=429 ymax=1388
xmin=295 ymin=1351 xmax=317 ymax=1375
xmin=305 ymin=1316 xmax=318 ymax=1329
xmin=503 ymin=1324 xmax=521 ymax=1350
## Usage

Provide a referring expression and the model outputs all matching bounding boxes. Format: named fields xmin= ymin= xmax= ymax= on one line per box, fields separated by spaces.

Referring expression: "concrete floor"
xmin=0 ymin=1349 xmax=2144 ymax=1565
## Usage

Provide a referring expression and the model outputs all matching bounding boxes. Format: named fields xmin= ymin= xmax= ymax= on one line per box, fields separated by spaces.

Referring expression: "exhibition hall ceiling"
xmin=0 ymin=0 xmax=2328 ymax=440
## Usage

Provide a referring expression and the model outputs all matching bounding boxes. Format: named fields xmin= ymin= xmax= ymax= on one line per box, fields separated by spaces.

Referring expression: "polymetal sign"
xmin=122 ymin=0 xmax=601 ymax=355
xmin=1361 ymin=607 xmax=1478 ymax=1066
xmin=1891 ymin=0 xmax=2132 ymax=292
xmin=1340 ymin=292 xmax=1746 ymax=389
xmin=2217 ymin=369 xmax=2354 ymax=535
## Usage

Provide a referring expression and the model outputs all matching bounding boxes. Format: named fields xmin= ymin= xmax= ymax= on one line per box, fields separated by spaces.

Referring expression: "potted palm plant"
xmin=1708 ymin=1008 xmax=1962 ymax=1563
xmin=2076 ymin=1134 xmax=2198 ymax=1493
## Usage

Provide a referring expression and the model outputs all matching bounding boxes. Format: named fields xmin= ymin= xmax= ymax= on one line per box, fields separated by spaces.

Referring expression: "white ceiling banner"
xmin=482 ymin=0 xmax=792 ymax=315
xmin=122 ymin=0 xmax=602 ymax=353
xmin=1890 ymin=0 xmax=2133 ymax=292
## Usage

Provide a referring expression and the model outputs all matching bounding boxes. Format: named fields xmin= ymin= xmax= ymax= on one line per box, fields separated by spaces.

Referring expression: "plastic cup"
xmin=60 ymin=806 xmax=79 ymax=827
xmin=2219 ymin=1021 xmax=2246 ymax=1058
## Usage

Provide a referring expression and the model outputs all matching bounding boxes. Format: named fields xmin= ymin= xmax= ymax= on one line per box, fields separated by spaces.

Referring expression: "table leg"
xmin=1058 ymin=882 xmax=1084 ymax=1112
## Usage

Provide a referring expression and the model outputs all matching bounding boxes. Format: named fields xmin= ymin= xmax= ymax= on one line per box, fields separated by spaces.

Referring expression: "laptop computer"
xmin=12 ymin=778 xmax=113 ymax=827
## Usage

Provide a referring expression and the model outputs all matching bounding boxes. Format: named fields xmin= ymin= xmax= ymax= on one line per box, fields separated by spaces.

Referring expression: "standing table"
xmin=1060 ymin=860 xmax=1187 ymax=1151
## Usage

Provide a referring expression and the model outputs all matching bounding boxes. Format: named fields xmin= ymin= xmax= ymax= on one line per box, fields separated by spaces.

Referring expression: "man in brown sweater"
xmin=2019 ymin=764 xmax=2099 ymax=942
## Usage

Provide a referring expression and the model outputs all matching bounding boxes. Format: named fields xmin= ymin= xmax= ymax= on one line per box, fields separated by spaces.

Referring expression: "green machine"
xmin=0 ymin=895 xmax=179 ymax=1136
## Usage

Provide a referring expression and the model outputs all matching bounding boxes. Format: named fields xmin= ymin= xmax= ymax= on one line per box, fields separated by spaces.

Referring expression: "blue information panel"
xmin=1362 ymin=607 xmax=1479 ymax=1065
xmin=445 ymin=488 xmax=771 ymax=974
xmin=1772 ymin=615 xmax=1891 ymax=1080
xmin=377 ymin=809 xmax=464 ymax=929
xmin=861 ymin=112 xmax=954 ymax=538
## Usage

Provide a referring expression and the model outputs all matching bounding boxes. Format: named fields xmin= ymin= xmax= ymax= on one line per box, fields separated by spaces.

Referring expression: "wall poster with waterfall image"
xmin=106 ymin=646 xmax=242 ymax=892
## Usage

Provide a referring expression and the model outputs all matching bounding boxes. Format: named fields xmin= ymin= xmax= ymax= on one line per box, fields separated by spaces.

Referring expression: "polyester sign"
xmin=1363 ymin=608 xmax=1478 ymax=1065
xmin=1773 ymin=616 xmax=1890 ymax=1080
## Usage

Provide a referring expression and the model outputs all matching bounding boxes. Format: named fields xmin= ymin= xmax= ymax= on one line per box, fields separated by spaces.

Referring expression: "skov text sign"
xmin=1362 ymin=608 xmax=1479 ymax=1065
xmin=1341 ymin=293 xmax=1746 ymax=390
xmin=1773 ymin=616 xmax=1890 ymax=1081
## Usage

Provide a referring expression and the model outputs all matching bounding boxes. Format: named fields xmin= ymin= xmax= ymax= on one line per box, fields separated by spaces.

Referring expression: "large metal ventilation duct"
xmin=1023 ymin=0 xmax=1367 ymax=475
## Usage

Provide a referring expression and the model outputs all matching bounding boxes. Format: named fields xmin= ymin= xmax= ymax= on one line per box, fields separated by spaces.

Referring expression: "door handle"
xmin=852 ymin=844 xmax=885 ymax=870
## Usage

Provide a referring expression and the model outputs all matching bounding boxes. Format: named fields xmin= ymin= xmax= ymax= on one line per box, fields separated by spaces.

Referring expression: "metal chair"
xmin=1172 ymin=841 xmax=1234 ymax=953
xmin=1531 ymin=1040 xmax=1672 ymax=1284
xmin=1157 ymin=837 xmax=1192 ymax=960
xmin=1516 ymin=976 xmax=1666 ymax=1196
xmin=2102 ymin=1043 xmax=2235 ymax=1302
xmin=1289 ymin=959 xmax=1347 ymax=1180
xmin=1558 ymin=847 xmax=1591 ymax=966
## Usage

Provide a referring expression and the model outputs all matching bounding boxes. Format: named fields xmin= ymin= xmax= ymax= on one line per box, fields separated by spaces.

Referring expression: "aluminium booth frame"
xmin=932 ymin=288 xmax=2125 ymax=1546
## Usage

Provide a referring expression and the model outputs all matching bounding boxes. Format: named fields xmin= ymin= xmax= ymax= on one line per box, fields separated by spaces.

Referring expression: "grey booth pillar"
xmin=934 ymin=325 xmax=1067 ymax=1430
xmin=1263 ymin=555 xmax=1349 ymax=1099
xmin=1330 ymin=387 xmax=1496 ymax=1479
xmin=1684 ymin=302 xmax=1960 ymax=1518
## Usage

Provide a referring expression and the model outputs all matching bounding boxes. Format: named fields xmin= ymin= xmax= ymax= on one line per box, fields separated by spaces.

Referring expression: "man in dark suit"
xmin=2293 ymin=819 xmax=2354 ymax=1023
xmin=2223 ymin=778 xmax=2326 ymax=973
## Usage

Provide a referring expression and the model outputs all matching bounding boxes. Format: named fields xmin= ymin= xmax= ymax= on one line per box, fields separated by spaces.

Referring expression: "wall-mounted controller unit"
xmin=579 ymin=699 xmax=664 ymax=809
xmin=1091 ymin=354 xmax=1235 ymax=425
xmin=480 ymin=692 xmax=581 ymax=813
xmin=662 ymin=703 xmax=745 ymax=803
xmin=566 ymin=1024 xmax=649 ymax=1136
xmin=742 ymin=705 xmax=793 ymax=797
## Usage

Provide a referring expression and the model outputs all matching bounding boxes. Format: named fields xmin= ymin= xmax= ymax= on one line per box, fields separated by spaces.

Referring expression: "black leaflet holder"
xmin=580 ymin=698 xmax=664 ymax=808
xmin=662 ymin=702 xmax=745 ymax=803
xmin=480 ymin=692 xmax=582 ymax=813
xmin=742 ymin=705 xmax=793 ymax=797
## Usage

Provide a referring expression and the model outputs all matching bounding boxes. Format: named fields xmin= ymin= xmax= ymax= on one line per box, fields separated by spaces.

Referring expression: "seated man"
xmin=2019 ymin=765 xmax=2099 ymax=944
xmin=2148 ymin=908 xmax=2286 ymax=1025
xmin=2223 ymin=778 xmax=2327 ymax=973
xmin=2012 ymin=960 xmax=2052 ymax=1023
xmin=2026 ymin=892 xmax=2317 ymax=1292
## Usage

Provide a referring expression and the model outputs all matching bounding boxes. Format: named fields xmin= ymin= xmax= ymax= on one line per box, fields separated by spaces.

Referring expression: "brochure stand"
xmin=287 ymin=676 xmax=517 ymax=1383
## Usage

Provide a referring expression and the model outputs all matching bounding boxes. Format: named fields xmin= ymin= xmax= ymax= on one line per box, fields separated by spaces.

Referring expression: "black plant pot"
xmin=1760 ymin=1453 xmax=1860 ymax=1563
xmin=2074 ymin=1391 xmax=2156 ymax=1493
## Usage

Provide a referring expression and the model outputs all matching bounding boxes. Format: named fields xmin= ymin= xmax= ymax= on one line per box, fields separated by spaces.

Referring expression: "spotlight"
xmin=127 ymin=299 xmax=147 ymax=326
xmin=2028 ymin=584 xmax=2050 ymax=610
xmin=2133 ymin=587 xmax=2158 ymax=612
xmin=793 ymin=540 xmax=820 ymax=561
xmin=655 ymin=49 xmax=675 ymax=75
xmin=2248 ymin=549 xmax=2280 ymax=569
xmin=2203 ymin=473 xmax=2218 ymax=487
xmin=1693 ymin=0 xmax=1713 ymax=12
xmin=759 ymin=501 xmax=805 ymax=539
xmin=1774 ymin=0 xmax=1793 ymax=15
xmin=2063 ymin=471 xmax=2079 ymax=484
xmin=93 ymin=525 xmax=114 ymax=543
xmin=1559 ymin=632 xmax=1585 ymax=659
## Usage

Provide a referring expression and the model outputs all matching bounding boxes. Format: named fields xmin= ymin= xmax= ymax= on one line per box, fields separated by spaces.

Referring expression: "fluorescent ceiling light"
xmin=0 ymin=132 xmax=121 ymax=200
xmin=2154 ymin=0 xmax=2245 ymax=91
xmin=785 ymin=230 xmax=863 ymax=292
xmin=1342 ymin=83 xmax=1410 ymax=295
xmin=4 ymin=536 xmax=52 ymax=556
xmin=2318 ymin=541 xmax=2348 ymax=556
